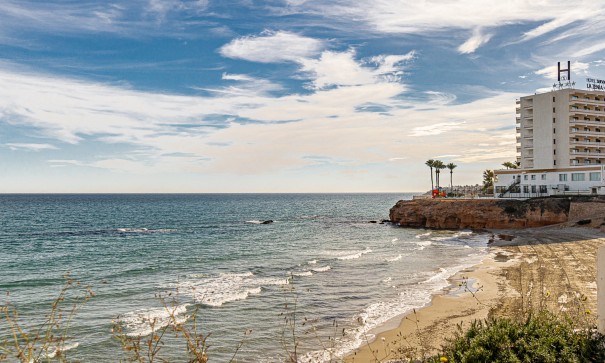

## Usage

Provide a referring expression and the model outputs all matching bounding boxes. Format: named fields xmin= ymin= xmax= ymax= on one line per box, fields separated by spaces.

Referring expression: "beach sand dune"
xmin=345 ymin=226 xmax=605 ymax=362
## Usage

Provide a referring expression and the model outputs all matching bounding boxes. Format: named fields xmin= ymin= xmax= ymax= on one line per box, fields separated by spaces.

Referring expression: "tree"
xmin=502 ymin=161 xmax=519 ymax=169
xmin=433 ymin=160 xmax=446 ymax=188
xmin=446 ymin=163 xmax=457 ymax=190
xmin=425 ymin=159 xmax=435 ymax=191
xmin=483 ymin=169 xmax=495 ymax=191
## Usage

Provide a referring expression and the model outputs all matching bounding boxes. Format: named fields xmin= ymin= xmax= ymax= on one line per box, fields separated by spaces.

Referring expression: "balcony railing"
xmin=570 ymin=109 xmax=605 ymax=117
xmin=569 ymin=130 xmax=605 ymax=136
xmin=570 ymin=150 xmax=605 ymax=157
xmin=570 ymin=140 xmax=605 ymax=146
xmin=570 ymin=119 xmax=605 ymax=127
xmin=570 ymin=98 xmax=605 ymax=107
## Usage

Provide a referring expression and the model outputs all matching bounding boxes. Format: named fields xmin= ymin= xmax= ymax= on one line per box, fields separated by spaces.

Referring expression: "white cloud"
xmin=278 ymin=0 xmax=605 ymax=54
xmin=298 ymin=49 xmax=414 ymax=90
xmin=425 ymin=91 xmax=456 ymax=106
xmin=147 ymin=0 xmax=209 ymax=21
xmin=0 ymin=59 xmax=517 ymax=184
xmin=219 ymin=30 xmax=324 ymax=63
xmin=6 ymin=143 xmax=57 ymax=151
xmin=195 ymin=73 xmax=284 ymax=96
xmin=458 ymin=28 xmax=492 ymax=54
xmin=409 ymin=122 xmax=466 ymax=137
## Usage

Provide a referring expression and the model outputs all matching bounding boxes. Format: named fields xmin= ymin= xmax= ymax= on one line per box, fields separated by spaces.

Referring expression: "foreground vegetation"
xmin=2 ymin=276 xmax=605 ymax=362
xmin=433 ymin=311 xmax=605 ymax=363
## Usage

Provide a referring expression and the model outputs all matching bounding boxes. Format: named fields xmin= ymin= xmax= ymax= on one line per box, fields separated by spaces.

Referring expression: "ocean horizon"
xmin=0 ymin=193 xmax=489 ymax=361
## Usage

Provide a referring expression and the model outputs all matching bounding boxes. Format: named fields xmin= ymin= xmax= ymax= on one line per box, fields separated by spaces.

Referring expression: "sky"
xmin=2 ymin=0 xmax=605 ymax=193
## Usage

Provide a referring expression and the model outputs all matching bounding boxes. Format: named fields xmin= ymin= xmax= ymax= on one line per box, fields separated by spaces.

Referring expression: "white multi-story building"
xmin=495 ymin=86 xmax=605 ymax=197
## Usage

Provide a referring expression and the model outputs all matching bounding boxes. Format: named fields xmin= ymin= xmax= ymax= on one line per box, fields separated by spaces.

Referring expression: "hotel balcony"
xmin=570 ymin=118 xmax=605 ymax=127
xmin=570 ymin=108 xmax=605 ymax=117
xmin=516 ymin=117 xmax=521 ymax=123
xmin=570 ymin=158 xmax=604 ymax=166
xmin=569 ymin=129 xmax=605 ymax=137
xmin=570 ymin=150 xmax=605 ymax=157
xmin=570 ymin=141 xmax=605 ymax=147
xmin=570 ymin=95 xmax=605 ymax=106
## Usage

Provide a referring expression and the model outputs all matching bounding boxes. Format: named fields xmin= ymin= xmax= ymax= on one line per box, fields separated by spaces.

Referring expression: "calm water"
xmin=0 ymin=194 xmax=489 ymax=361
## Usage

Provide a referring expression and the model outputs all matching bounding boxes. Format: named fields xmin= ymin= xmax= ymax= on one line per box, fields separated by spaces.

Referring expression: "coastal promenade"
xmin=346 ymin=226 xmax=605 ymax=362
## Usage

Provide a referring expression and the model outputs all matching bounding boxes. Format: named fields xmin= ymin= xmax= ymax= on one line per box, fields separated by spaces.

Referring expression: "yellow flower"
xmin=586 ymin=310 xmax=591 ymax=315
xmin=440 ymin=357 xmax=448 ymax=362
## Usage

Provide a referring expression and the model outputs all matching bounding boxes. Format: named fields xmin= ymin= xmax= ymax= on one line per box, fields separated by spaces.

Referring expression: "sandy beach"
xmin=345 ymin=226 xmax=605 ymax=362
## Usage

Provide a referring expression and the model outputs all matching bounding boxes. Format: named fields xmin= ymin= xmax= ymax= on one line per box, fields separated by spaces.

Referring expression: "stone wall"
xmin=569 ymin=201 xmax=605 ymax=221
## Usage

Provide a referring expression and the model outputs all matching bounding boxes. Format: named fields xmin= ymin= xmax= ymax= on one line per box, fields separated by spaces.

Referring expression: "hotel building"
xmin=495 ymin=85 xmax=605 ymax=197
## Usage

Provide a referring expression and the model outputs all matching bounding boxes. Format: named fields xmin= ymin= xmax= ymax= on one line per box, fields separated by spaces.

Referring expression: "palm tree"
xmin=433 ymin=160 xmax=446 ymax=188
xmin=425 ymin=159 xmax=435 ymax=191
xmin=483 ymin=169 xmax=495 ymax=192
xmin=502 ymin=161 xmax=519 ymax=170
xmin=446 ymin=163 xmax=457 ymax=190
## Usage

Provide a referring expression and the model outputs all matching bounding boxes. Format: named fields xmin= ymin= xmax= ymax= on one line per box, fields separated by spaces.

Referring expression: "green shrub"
xmin=434 ymin=311 xmax=605 ymax=363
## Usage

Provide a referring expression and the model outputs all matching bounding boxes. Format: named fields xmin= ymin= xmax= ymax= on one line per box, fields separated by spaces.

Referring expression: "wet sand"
xmin=344 ymin=226 xmax=605 ymax=362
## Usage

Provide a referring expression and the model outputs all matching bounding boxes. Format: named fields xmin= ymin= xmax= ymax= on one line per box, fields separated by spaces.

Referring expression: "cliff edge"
xmin=389 ymin=198 xmax=573 ymax=229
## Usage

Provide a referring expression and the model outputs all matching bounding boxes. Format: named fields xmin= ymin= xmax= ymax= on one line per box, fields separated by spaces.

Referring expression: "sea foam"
xmin=121 ymin=304 xmax=189 ymax=337
xmin=177 ymin=272 xmax=288 ymax=307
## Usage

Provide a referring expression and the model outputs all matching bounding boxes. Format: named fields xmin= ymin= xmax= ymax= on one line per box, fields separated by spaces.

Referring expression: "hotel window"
xmin=590 ymin=172 xmax=601 ymax=181
xmin=539 ymin=185 xmax=547 ymax=193
xmin=571 ymin=173 xmax=585 ymax=181
xmin=553 ymin=118 xmax=556 ymax=123
xmin=553 ymin=128 xmax=556 ymax=134
xmin=553 ymin=97 xmax=556 ymax=102
xmin=559 ymin=174 xmax=567 ymax=181
xmin=553 ymin=139 xmax=556 ymax=144
xmin=541 ymin=174 xmax=546 ymax=180
xmin=553 ymin=107 xmax=556 ymax=113
xmin=531 ymin=185 xmax=536 ymax=193
xmin=524 ymin=175 xmax=528 ymax=180
xmin=523 ymin=185 xmax=529 ymax=193
xmin=531 ymin=175 xmax=536 ymax=180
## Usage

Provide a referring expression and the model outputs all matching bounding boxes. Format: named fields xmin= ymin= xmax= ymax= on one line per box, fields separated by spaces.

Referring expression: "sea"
xmin=0 ymin=193 xmax=490 ymax=362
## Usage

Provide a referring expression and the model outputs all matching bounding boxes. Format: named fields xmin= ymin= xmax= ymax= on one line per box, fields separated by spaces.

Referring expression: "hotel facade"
xmin=495 ymin=80 xmax=605 ymax=198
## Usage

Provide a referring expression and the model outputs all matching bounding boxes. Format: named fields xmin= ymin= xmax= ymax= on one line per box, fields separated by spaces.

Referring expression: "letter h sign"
xmin=558 ymin=61 xmax=570 ymax=82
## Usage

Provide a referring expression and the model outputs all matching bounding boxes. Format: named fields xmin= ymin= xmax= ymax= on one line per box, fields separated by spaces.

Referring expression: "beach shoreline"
xmin=344 ymin=226 xmax=605 ymax=362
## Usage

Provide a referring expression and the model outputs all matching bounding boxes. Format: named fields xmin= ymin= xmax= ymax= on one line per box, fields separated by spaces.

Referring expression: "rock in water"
xmin=261 ymin=220 xmax=273 ymax=224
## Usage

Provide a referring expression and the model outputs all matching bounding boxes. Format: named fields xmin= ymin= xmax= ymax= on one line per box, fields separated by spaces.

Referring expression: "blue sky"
xmin=2 ymin=0 xmax=605 ymax=192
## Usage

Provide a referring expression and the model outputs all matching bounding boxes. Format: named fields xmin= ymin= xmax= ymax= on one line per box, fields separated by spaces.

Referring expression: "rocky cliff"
xmin=389 ymin=198 xmax=571 ymax=229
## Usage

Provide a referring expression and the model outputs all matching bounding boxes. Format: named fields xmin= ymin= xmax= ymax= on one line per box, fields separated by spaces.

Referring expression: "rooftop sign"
xmin=587 ymin=77 xmax=605 ymax=91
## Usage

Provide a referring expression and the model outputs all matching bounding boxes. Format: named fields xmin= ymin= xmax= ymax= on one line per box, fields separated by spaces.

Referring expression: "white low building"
xmin=495 ymin=166 xmax=605 ymax=198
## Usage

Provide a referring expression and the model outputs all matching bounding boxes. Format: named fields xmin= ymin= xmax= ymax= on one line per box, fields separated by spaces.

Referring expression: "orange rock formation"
xmin=389 ymin=198 xmax=570 ymax=229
